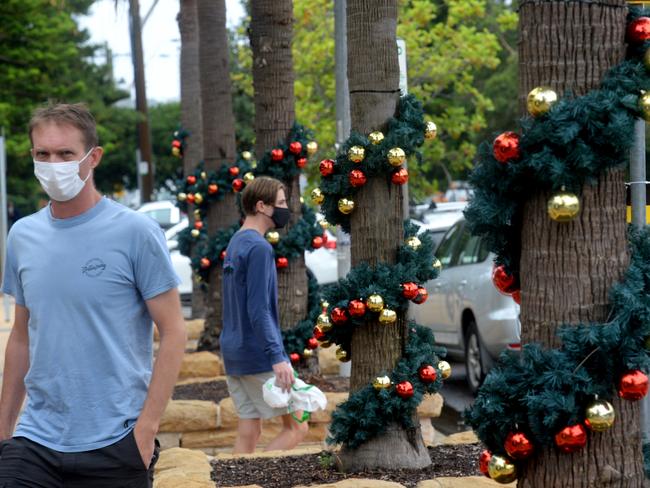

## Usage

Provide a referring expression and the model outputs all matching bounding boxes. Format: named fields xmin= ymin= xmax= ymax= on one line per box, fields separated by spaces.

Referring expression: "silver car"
xmin=410 ymin=218 xmax=520 ymax=394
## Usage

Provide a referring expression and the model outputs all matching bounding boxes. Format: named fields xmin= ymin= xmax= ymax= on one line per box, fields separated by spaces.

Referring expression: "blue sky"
xmin=78 ymin=0 xmax=245 ymax=103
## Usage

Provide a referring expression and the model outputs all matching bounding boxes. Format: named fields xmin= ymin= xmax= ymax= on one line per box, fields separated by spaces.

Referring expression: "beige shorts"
xmin=226 ymin=372 xmax=289 ymax=420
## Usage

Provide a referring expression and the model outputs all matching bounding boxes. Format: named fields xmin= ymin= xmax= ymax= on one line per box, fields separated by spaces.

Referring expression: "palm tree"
xmin=196 ymin=0 xmax=239 ymax=351
xmin=517 ymin=1 xmax=645 ymax=485
xmin=339 ymin=0 xmax=431 ymax=470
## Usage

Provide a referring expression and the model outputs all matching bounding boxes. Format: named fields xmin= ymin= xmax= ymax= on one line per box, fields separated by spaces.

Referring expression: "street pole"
xmin=0 ymin=131 xmax=10 ymax=322
xmin=129 ymin=0 xmax=154 ymax=203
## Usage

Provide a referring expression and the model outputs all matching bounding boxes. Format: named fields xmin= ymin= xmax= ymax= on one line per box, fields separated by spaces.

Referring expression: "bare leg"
xmin=233 ymin=418 xmax=262 ymax=454
xmin=264 ymin=412 xmax=309 ymax=451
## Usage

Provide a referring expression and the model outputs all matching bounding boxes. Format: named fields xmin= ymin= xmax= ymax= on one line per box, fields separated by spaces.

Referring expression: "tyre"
xmin=465 ymin=321 xmax=486 ymax=395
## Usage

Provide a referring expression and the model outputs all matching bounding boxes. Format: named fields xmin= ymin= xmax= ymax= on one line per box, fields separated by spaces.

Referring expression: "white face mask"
xmin=33 ymin=148 xmax=94 ymax=202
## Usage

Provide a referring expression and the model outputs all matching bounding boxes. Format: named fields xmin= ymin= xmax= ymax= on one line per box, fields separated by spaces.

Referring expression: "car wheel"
xmin=465 ymin=321 xmax=485 ymax=395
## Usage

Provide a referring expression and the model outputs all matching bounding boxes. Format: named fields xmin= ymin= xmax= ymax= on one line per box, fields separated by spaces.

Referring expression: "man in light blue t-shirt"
xmin=0 ymin=103 xmax=187 ymax=487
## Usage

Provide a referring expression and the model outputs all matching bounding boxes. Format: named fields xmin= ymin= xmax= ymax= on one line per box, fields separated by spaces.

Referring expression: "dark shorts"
xmin=0 ymin=431 xmax=160 ymax=488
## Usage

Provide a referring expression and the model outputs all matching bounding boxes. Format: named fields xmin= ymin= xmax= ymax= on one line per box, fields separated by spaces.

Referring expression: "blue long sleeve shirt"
xmin=220 ymin=229 xmax=289 ymax=375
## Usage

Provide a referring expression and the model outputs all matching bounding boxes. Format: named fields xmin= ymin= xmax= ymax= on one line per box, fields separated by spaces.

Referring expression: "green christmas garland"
xmin=316 ymin=95 xmax=435 ymax=232
xmin=464 ymin=8 xmax=650 ymax=481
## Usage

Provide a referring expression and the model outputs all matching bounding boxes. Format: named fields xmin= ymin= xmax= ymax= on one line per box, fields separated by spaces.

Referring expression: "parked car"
xmin=138 ymin=200 xmax=183 ymax=230
xmin=417 ymin=202 xmax=467 ymax=248
xmin=409 ymin=218 xmax=521 ymax=394
xmin=166 ymin=219 xmax=338 ymax=305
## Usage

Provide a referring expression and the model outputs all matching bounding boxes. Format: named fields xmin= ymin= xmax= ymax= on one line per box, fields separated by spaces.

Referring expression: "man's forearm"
xmin=136 ymin=324 xmax=187 ymax=432
xmin=0 ymin=330 xmax=29 ymax=438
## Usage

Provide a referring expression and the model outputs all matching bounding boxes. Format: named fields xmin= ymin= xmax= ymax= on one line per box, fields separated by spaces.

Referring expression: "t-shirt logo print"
xmin=82 ymin=258 xmax=107 ymax=277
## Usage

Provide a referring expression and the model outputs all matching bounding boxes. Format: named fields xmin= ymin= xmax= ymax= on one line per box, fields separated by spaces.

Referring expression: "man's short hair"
xmin=241 ymin=176 xmax=286 ymax=216
xmin=29 ymin=103 xmax=98 ymax=151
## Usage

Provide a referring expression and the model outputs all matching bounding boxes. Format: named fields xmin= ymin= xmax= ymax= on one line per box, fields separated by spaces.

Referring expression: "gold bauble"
xmin=547 ymin=191 xmax=580 ymax=222
xmin=311 ymin=188 xmax=325 ymax=205
xmin=300 ymin=196 xmax=304 ymax=204
xmin=378 ymin=309 xmax=397 ymax=325
xmin=317 ymin=313 xmax=332 ymax=332
xmin=368 ymin=131 xmax=385 ymax=145
xmin=191 ymin=229 xmax=200 ymax=238
xmin=303 ymin=348 xmax=314 ymax=358
xmin=372 ymin=375 xmax=392 ymax=390
xmin=367 ymin=294 xmax=384 ymax=312
xmin=438 ymin=360 xmax=452 ymax=380
xmin=194 ymin=193 xmax=204 ymax=205
xmin=336 ymin=347 xmax=350 ymax=362
xmin=243 ymin=172 xmax=255 ymax=183
xmin=585 ymin=399 xmax=615 ymax=432
xmin=171 ymin=146 xmax=181 ymax=157
xmin=487 ymin=455 xmax=517 ymax=484
xmin=338 ymin=198 xmax=355 ymax=214
xmin=387 ymin=147 xmax=406 ymax=167
xmin=306 ymin=141 xmax=318 ymax=155
xmin=319 ymin=219 xmax=329 ymax=229
xmin=319 ymin=340 xmax=332 ymax=348
xmin=266 ymin=231 xmax=280 ymax=245
xmin=640 ymin=91 xmax=650 ymax=122
xmin=348 ymin=145 xmax=365 ymax=163
xmin=321 ymin=300 xmax=330 ymax=310
xmin=405 ymin=236 xmax=421 ymax=250
xmin=432 ymin=258 xmax=442 ymax=275
xmin=527 ymin=86 xmax=558 ymax=117
xmin=241 ymin=151 xmax=252 ymax=160
xmin=200 ymin=171 xmax=207 ymax=180
xmin=193 ymin=209 xmax=201 ymax=218
xmin=424 ymin=121 xmax=438 ymax=140
xmin=177 ymin=192 xmax=187 ymax=202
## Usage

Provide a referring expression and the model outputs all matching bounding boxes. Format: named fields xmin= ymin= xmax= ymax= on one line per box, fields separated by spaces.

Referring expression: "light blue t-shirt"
xmin=1 ymin=197 xmax=180 ymax=452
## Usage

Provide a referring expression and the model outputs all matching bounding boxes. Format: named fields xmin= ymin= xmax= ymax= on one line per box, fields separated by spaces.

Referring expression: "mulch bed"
xmin=211 ymin=443 xmax=482 ymax=487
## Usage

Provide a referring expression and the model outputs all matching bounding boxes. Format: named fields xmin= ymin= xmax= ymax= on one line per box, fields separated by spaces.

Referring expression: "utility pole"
xmin=129 ymin=0 xmax=154 ymax=203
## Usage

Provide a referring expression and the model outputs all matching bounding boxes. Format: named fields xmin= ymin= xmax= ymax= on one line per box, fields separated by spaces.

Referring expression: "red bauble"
xmin=349 ymin=169 xmax=367 ymax=187
xmin=200 ymin=257 xmax=211 ymax=269
xmin=208 ymin=183 xmax=218 ymax=194
xmin=554 ymin=424 xmax=587 ymax=453
xmin=478 ymin=450 xmax=492 ymax=477
xmin=401 ymin=282 xmax=419 ymax=300
xmin=229 ymin=166 xmax=240 ymax=177
xmin=232 ymin=178 xmax=245 ymax=192
xmin=276 ymin=257 xmax=289 ymax=269
xmin=306 ymin=337 xmax=319 ymax=350
xmin=187 ymin=175 xmax=197 ymax=185
xmin=194 ymin=220 xmax=204 ymax=230
xmin=492 ymin=265 xmax=519 ymax=295
xmin=186 ymin=193 xmax=196 ymax=204
xmin=271 ymin=148 xmax=284 ymax=161
xmin=172 ymin=140 xmax=182 ymax=148
xmin=290 ymin=352 xmax=300 ymax=363
xmin=395 ymin=381 xmax=414 ymax=399
xmin=618 ymin=370 xmax=649 ymax=401
xmin=319 ymin=159 xmax=335 ymax=177
xmin=504 ymin=431 xmax=534 ymax=460
xmin=296 ymin=157 xmax=307 ymax=169
xmin=493 ymin=131 xmax=521 ymax=163
xmin=512 ymin=290 xmax=521 ymax=304
xmin=331 ymin=307 xmax=348 ymax=325
xmin=418 ymin=365 xmax=437 ymax=383
xmin=312 ymin=236 xmax=324 ymax=249
xmin=412 ymin=287 xmax=428 ymax=304
xmin=627 ymin=17 xmax=650 ymax=43
xmin=348 ymin=299 xmax=367 ymax=318
xmin=289 ymin=141 xmax=302 ymax=154
xmin=313 ymin=326 xmax=326 ymax=340
xmin=219 ymin=250 xmax=227 ymax=260
xmin=391 ymin=168 xmax=409 ymax=185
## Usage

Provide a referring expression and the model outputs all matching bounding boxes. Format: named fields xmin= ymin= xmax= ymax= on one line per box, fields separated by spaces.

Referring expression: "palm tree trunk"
xmin=178 ymin=0 xmax=205 ymax=319
xmin=196 ymin=0 xmax=239 ymax=351
xmin=250 ymin=0 xmax=309 ymax=339
xmin=339 ymin=0 xmax=430 ymax=470
xmin=518 ymin=1 xmax=645 ymax=486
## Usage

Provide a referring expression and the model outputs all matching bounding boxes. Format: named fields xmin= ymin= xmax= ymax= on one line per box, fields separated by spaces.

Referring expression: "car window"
xmin=457 ymin=229 xmax=482 ymax=265
xmin=434 ymin=223 xmax=463 ymax=268
xmin=476 ymin=237 xmax=490 ymax=263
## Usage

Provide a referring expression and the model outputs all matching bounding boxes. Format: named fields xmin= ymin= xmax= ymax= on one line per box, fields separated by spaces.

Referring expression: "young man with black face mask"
xmin=220 ymin=176 xmax=309 ymax=453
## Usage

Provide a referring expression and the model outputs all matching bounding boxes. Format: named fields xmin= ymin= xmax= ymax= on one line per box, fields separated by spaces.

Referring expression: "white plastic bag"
xmin=262 ymin=377 xmax=327 ymax=413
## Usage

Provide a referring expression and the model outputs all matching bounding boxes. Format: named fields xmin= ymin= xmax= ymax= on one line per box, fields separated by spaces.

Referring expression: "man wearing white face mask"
xmin=0 ymin=103 xmax=187 ymax=487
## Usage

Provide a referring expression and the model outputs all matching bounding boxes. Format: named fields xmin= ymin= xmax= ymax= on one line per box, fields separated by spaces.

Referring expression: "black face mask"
xmin=271 ymin=206 xmax=291 ymax=229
